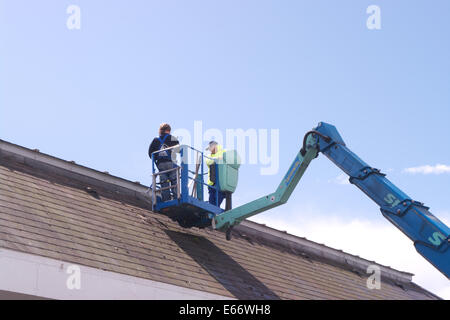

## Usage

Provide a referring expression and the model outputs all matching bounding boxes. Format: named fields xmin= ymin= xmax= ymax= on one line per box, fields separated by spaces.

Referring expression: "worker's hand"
xmin=172 ymin=145 xmax=181 ymax=153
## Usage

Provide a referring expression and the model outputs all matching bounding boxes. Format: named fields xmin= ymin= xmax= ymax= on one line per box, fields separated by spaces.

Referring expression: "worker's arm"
xmin=148 ymin=138 xmax=158 ymax=159
xmin=206 ymin=157 xmax=215 ymax=167
xmin=168 ymin=135 xmax=180 ymax=147
xmin=206 ymin=148 xmax=225 ymax=167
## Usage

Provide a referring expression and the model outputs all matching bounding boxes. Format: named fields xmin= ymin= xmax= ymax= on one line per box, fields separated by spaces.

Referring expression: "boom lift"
xmin=152 ymin=122 xmax=450 ymax=279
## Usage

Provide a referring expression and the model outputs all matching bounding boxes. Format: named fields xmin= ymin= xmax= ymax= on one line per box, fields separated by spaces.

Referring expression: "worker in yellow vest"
xmin=205 ymin=141 xmax=227 ymax=207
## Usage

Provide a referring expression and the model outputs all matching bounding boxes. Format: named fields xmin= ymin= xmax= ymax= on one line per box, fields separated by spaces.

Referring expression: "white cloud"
xmin=403 ymin=164 xmax=450 ymax=175
xmin=250 ymin=207 xmax=450 ymax=299
xmin=437 ymin=286 xmax=450 ymax=300
xmin=328 ymin=173 xmax=350 ymax=185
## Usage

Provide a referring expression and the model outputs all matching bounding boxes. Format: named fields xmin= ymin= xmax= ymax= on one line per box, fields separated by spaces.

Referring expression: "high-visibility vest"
xmin=206 ymin=145 xmax=226 ymax=186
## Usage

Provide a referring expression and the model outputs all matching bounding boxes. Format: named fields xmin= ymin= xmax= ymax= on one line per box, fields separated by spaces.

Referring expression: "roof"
xmin=0 ymin=139 xmax=440 ymax=300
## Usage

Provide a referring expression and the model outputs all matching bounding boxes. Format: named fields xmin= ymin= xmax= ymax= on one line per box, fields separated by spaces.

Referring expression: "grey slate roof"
xmin=0 ymin=139 xmax=440 ymax=300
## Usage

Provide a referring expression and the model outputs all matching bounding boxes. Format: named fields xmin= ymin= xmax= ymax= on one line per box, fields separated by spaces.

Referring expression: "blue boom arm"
xmin=213 ymin=122 xmax=450 ymax=278
xmin=314 ymin=122 xmax=449 ymax=278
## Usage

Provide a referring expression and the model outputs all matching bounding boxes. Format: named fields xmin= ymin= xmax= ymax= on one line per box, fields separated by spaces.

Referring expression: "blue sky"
xmin=1 ymin=1 xmax=449 ymax=297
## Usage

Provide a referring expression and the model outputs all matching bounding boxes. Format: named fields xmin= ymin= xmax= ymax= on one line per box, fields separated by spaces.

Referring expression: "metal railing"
xmin=151 ymin=166 xmax=181 ymax=210
xmin=150 ymin=144 xmax=222 ymax=209
xmin=151 ymin=146 xmax=181 ymax=210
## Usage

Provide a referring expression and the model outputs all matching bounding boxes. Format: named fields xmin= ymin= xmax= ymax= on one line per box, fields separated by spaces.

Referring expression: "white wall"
xmin=0 ymin=248 xmax=232 ymax=300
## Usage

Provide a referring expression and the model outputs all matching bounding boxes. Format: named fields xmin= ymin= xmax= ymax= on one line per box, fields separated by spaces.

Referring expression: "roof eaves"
xmin=236 ymin=220 xmax=414 ymax=284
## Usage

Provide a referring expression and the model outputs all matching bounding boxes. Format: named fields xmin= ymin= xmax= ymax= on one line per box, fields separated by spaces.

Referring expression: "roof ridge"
xmin=0 ymin=139 xmax=148 ymax=194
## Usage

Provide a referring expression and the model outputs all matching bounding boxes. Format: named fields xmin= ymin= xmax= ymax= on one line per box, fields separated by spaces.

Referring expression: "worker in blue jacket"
xmin=148 ymin=123 xmax=179 ymax=201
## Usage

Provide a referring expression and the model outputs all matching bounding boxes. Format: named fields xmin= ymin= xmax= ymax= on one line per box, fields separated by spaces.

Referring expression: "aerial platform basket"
xmin=151 ymin=144 xmax=225 ymax=228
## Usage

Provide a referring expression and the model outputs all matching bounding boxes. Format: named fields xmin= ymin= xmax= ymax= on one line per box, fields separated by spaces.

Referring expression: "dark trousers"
xmin=208 ymin=187 xmax=232 ymax=210
xmin=157 ymin=161 xmax=177 ymax=202
xmin=208 ymin=186 xmax=226 ymax=207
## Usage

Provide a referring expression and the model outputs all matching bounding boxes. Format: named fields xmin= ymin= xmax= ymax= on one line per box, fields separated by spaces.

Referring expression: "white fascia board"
xmin=0 ymin=248 xmax=232 ymax=300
